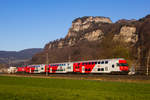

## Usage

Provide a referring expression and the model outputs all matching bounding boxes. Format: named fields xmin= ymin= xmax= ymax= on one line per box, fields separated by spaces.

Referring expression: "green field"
xmin=0 ymin=76 xmax=150 ymax=100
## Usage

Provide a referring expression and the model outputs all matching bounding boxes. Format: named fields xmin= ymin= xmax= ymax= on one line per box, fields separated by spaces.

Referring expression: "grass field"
xmin=0 ymin=76 xmax=150 ymax=100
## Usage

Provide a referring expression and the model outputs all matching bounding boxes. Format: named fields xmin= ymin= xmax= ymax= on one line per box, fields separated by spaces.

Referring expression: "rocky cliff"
xmin=32 ymin=15 xmax=150 ymax=74
xmin=44 ymin=16 xmax=139 ymax=49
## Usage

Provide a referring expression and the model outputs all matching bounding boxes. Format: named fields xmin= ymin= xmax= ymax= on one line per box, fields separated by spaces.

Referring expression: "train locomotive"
xmin=17 ymin=58 xmax=129 ymax=74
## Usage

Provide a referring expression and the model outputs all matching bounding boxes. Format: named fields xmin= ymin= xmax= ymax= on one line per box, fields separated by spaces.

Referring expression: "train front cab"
xmin=110 ymin=59 xmax=129 ymax=74
xmin=118 ymin=59 xmax=129 ymax=74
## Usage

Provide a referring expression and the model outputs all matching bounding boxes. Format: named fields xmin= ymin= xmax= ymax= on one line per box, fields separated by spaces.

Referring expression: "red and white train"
xmin=17 ymin=58 xmax=129 ymax=74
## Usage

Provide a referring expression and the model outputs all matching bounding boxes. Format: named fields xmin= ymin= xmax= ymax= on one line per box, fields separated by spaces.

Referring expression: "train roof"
xmin=71 ymin=58 xmax=125 ymax=63
xmin=47 ymin=58 xmax=125 ymax=65
xmin=21 ymin=58 xmax=125 ymax=66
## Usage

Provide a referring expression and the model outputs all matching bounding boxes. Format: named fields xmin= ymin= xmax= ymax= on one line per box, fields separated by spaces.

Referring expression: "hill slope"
xmin=31 ymin=15 xmax=150 ymax=74
xmin=0 ymin=48 xmax=43 ymax=65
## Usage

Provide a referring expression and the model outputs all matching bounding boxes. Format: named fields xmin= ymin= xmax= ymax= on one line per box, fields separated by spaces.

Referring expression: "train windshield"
xmin=117 ymin=63 xmax=128 ymax=66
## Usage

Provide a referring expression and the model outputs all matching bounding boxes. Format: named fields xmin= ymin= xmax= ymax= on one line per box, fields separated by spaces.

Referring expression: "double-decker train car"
xmin=16 ymin=58 xmax=129 ymax=74
xmin=27 ymin=64 xmax=45 ymax=74
xmin=16 ymin=64 xmax=45 ymax=74
xmin=73 ymin=58 xmax=129 ymax=74
xmin=44 ymin=62 xmax=73 ymax=74
xmin=17 ymin=66 xmax=26 ymax=73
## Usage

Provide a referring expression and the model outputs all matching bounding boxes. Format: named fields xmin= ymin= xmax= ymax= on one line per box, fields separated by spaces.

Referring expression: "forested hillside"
xmin=0 ymin=48 xmax=43 ymax=65
xmin=32 ymin=15 xmax=150 ymax=74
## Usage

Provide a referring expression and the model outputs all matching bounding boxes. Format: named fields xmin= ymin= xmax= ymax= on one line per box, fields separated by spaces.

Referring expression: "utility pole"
xmin=46 ymin=52 xmax=49 ymax=76
xmin=146 ymin=50 xmax=150 ymax=76
xmin=68 ymin=55 xmax=71 ymax=62
xmin=8 ymin=57 xmax=11 ymax=67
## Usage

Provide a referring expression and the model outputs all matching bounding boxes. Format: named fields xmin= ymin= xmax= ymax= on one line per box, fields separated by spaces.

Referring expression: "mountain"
xmin=0 ymin=48 xmax=43 ymax=65
xmin=31 ymin=15 xmax=150 ymax=74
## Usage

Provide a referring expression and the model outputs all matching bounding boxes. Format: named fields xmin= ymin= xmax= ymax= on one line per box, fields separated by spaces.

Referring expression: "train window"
xmin=101 ymin=61 xmax=104 ymax=64
xmin=98 ymin=62 xmax=100 ymax=64
xmin=92 ymin=62 xmax=94 ymax=64
xmin=98 ymin=68 xmax=101 ymax=71
xmin=41 ymin=68 xmax=44 ymax=70
xmin=95 ymin=62 xmax=97 ymax=64
xmin=105 ymin=61 xmax=108 ymax=64
xmin=117 ymin=63 xmax=120 ymax=66
xmin=101 ymin=68 xmax=104 ymax=71
xmin=112 ymin=64 xmax=114 ymax=68
xmin=88 ymin=68 xmax=91 ymax=71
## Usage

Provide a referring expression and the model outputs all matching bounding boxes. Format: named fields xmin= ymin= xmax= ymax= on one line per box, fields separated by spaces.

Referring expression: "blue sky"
xmin=0 ymin=0 xmax=150 ymax=51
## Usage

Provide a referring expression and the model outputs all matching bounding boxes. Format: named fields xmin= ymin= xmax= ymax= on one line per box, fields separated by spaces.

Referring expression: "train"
xmin=16 ymin=58 xmax=129 ymax=74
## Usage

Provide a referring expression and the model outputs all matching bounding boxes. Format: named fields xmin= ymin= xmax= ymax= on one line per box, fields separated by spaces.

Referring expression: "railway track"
xmin=0 ymin=73 xmax=150 ymax=83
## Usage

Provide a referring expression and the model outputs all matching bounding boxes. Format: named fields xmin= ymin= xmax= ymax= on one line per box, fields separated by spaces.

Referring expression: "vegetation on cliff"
xmin=31 ymin=15 xmax=150 ymax=74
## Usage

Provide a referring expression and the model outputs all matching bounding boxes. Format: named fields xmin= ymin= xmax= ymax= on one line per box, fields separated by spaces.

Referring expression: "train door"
xmin=49 ymin=67 xmax=51 ymax=73
xmin=104 ymin=61 xmax=109 ymax=73
xmin=67 ymin=63 xmax=73 ymax=73
xmin=82 ymin=66 xmax=85 ymax=73
xmin=109 ymin=60 xmax=118 ymax=72
xmin=50 ymin=67 xmax=52 ymax=73
xmin=40 ymin=65 xmax=45 ymax=73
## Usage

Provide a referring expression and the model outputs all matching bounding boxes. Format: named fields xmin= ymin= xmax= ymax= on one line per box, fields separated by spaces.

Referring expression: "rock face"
xmin=45 ymin=16 xmax=140 ymax=50
xmin=113 ymin=26 xmax=138 ymax=44
xmin=44 ymin=16 xmax=144 ymax=50
xmin=32 ymin=15 xmax=150 ymax=74
xmin=45 ymin=16 xmax=113 ymax=49
xmin=67 ymin=16 xmax=112 ymax=38
xmin=84 ymin=30 xmax=104 ymax=41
